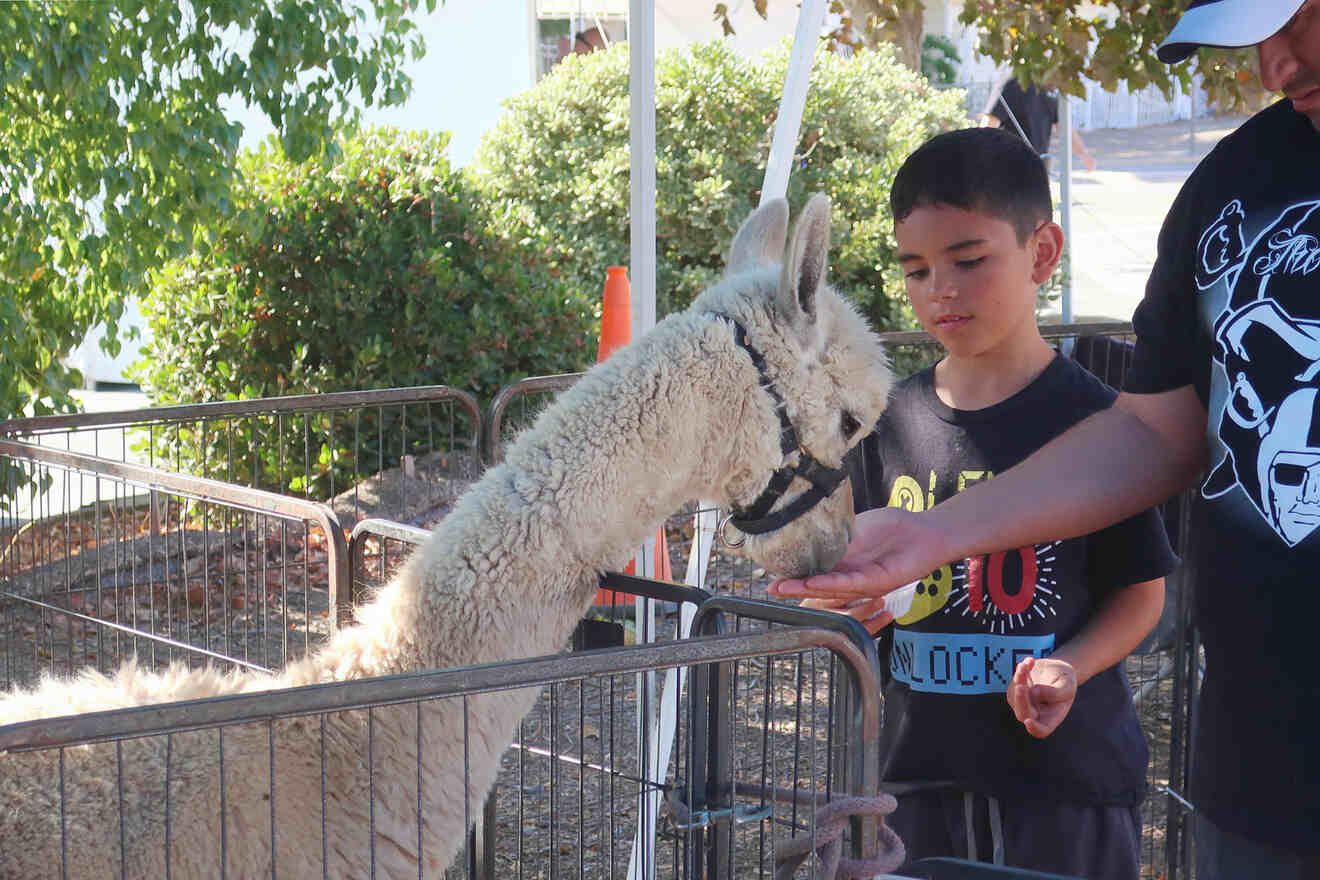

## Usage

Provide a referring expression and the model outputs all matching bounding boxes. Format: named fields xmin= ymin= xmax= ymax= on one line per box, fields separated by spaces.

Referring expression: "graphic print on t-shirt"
xmin=1195 ymin=197 xmax=1320 ymax=546
xmin=887 ymin=470 xmax=1060 ymax=694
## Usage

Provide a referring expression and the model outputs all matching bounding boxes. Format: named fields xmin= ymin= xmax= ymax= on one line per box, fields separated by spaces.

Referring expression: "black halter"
xmin=715 ymin=316 xmax=850 ymax=541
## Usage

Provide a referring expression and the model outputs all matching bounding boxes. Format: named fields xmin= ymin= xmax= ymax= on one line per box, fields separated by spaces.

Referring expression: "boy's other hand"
xmin=799 ymin=597 xmax=894 ymax=636
xmin=767 ymin=507 xmax=950 ymax=600
xmin=1007 ymin=656 xmax=1078 ymax=739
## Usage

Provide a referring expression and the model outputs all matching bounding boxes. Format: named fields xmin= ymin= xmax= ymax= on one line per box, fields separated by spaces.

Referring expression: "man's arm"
xmin=770 ymin=386 xmax=1208 ymax=599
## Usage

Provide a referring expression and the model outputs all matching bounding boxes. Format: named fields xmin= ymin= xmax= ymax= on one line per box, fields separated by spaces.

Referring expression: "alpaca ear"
xmin=728 ymin=198 xmax=789 ymax=274
xmin=778 ymin=193 xmax=830 ymax=340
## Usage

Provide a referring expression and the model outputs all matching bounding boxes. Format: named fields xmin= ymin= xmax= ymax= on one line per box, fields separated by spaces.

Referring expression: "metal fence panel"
xmin=0 ymin=386 xmax=482 ymax=527
xmin=0 ymin=441 xmax=350 ymax=688
xmin=0 ymin=628 xmax=885 ymax=880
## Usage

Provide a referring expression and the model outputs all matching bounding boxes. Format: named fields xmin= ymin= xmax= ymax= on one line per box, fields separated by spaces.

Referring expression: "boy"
xmin=805 ymin=128 xmax=1177 ymax=879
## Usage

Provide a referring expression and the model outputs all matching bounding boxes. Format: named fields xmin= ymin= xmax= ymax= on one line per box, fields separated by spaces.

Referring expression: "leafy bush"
xmin=469 ymin=40 xmax=969 ymax=332
xmin=137 ymin=127 xmax=596 ymax=494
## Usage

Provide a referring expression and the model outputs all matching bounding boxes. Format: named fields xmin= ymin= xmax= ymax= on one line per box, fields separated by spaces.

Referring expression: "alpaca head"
xmin=692 ymin=194 xmax=892 ymax=579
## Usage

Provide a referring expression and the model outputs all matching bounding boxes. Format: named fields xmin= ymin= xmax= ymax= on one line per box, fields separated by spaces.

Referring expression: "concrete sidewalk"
xmin=1048 ymin=113 xmax=1250 ymax=323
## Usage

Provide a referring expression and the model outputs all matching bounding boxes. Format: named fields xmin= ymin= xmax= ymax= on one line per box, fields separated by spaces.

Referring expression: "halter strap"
xmin=714 ymin=316 xmax=849 ymax=537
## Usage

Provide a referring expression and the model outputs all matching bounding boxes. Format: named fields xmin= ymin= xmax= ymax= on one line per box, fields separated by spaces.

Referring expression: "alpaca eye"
xmin=840 ymin=411 xmax=861 ymax=438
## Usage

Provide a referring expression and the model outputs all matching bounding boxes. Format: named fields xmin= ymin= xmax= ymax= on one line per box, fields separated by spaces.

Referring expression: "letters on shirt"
xmin=890 ymin=630 xmax=1056 ymax=695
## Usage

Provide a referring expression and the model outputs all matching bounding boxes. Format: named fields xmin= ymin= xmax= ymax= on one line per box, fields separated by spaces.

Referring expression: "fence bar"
xmin=0 ymin=386 xmax=480 ymax=450
xmin=484 ymin=373 xmax=583 ymax=465
xmin=0 ymin=628 xmax=872 ymax=751
xmin=0 ymin=439 xmax=352 ymax=629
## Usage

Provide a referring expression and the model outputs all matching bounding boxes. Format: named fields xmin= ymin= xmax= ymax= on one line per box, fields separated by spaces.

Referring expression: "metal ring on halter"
xmin=718 ymin=512 xmax=745 ymax=548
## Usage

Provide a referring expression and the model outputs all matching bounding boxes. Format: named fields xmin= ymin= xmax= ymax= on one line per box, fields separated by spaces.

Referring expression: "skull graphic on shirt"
xmin=1196 ymin=198 xmax=1320 ymax=546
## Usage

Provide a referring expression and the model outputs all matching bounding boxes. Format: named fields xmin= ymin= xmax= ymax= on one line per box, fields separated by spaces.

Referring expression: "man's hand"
xmin=799 ymin=597 xmax=894 ymax=636
xmin=1006 ymin=656 xmax=1078 ymax=739
xmin=767 ymin=506 xmax=951 ymax=601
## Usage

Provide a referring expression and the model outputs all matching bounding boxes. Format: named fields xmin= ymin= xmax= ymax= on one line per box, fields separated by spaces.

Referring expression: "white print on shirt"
xmin=1196 ymin=198 xmax=1320 ymax=546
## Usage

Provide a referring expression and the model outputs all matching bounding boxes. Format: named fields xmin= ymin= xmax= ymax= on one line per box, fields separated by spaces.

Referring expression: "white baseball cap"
xmin=1157 ymin=0 xmax=1306 ymax=63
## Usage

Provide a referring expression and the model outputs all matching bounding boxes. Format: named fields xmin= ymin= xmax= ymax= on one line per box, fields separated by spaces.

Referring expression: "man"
xmin=771 ymin=1 xmax=1320 ymax=875
xmin=985 ymin=78 xmax=1097 ymax=172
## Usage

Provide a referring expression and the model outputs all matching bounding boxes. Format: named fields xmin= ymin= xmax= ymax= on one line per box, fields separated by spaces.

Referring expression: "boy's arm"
xmin=1046 ymin=577 xmax=1165 ymax=685
xmin=771 ymin=386 xmax=1207 ymax=600
xmin=1008 ymin=576 xmax=1165 ymax=738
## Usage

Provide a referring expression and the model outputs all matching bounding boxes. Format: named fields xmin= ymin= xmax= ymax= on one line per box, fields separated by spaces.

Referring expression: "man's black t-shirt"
xmin=990 ymin=79 xmax=1058 ymax=158
xmin=850 ymin=355 xmax=1177 ymax=806
xmin=1125 ymin=98 xmax=1320 ymax=851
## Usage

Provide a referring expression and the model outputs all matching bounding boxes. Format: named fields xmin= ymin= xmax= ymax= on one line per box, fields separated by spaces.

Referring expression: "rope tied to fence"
xmin=772 ymin=794 xmax=905 ymax=880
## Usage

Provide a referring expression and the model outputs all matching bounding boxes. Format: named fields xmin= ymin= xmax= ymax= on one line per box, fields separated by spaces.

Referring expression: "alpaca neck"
xmin=506 ymin=318 xmax=744 ymax=575
xmin=299 ymin=314 xmax=760 ymax=683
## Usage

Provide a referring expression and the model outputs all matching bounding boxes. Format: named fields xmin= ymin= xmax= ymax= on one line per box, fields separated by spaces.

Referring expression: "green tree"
xmin=718 ymin=1 xmax=1269 ymax=114
xmin=469 ymin=40 xmax=968 ymax=334
xmin=138 ymin=126 xmax=596 ymax=495
xmin=0 ymin=0 xmax=432 ymax=422
xmin=961 ymin=1 xmax=1269 ymax=113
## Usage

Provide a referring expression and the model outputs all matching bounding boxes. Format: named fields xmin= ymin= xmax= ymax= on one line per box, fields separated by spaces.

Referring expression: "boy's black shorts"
xmin=886 ymin=787 xmax=1141 ymax=880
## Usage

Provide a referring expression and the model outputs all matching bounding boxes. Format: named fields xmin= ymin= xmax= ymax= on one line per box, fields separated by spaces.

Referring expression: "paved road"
xmin=1050 ymin=113 xmax=1250 ymax=323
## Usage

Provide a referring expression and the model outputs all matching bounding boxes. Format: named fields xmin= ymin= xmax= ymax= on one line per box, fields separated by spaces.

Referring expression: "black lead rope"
xmin=715 ymin=316 xmax=849 ymax=537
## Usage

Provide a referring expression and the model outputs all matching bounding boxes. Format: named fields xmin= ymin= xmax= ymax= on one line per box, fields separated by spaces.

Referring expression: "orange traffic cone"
xmin=598 ymin=265 xmax=632 ymax=361
xmin=593 ymin=267 xmax=674 ymax=605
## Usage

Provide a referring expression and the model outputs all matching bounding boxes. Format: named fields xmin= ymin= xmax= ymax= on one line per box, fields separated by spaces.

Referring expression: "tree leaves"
xmin=728 ymin=2 xmax=1266 ymax=114
xmin=0 ymin=0 xmax=429 ymax=420
xmin=956 ymin=1 xmax=1270 ymax=111
xmin=471 ymin=40 xmax=967 ymax=334
xmin=137 ymin=126 xmax=594 ymax=496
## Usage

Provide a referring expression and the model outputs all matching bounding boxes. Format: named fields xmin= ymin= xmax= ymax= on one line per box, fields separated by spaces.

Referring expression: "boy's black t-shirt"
xmin=1124 ymin=99 xmax=1320 ymax=850
xmin=851 ymin=354 xmax=1177 ymax=806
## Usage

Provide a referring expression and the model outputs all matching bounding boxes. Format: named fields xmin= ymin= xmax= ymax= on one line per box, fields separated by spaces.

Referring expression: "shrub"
xmin=469 ymin=40 xmax=969 ymax=332
xmin=137 ymin=127 xmax=596 ymax=494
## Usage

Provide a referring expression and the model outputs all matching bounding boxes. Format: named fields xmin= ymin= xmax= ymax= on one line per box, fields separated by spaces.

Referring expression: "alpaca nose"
xmin=813 ymin=530 xmax=849 ymax=575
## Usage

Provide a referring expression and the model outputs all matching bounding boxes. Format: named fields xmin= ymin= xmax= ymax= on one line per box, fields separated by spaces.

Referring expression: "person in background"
xmin=772 ymin=1 xmax=1320 ymax=876
xmin=555 ymin=25 xmax=606 ymax=65
xmin=573 ymin=26 xmax=606 ymax=54
xmin=984 ymin=77 xmax=1097 ymax=173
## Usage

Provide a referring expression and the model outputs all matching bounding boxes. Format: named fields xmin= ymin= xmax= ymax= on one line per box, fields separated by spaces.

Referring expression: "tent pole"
xmin=760 ymin=0 xmax=828 ymax=204
xmin=628 ymin=0 xmax=657 ymax=340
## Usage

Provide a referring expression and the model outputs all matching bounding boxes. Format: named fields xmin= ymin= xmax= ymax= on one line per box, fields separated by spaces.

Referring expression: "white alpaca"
xmin=0 ymin=195 xmax=891 ymax=877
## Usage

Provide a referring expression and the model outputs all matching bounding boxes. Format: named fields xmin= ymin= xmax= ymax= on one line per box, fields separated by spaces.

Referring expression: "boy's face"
xmin=894 ymin=203 xmax=1060 ymax=360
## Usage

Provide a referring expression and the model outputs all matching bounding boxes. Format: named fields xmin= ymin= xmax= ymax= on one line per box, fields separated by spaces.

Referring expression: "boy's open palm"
xmin=1007 ymin=656 xmax=1077 ymax=739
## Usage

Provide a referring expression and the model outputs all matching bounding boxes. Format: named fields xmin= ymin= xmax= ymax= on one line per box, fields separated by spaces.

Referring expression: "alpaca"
xmin=0 ymin=194 xmax=892 ymax=877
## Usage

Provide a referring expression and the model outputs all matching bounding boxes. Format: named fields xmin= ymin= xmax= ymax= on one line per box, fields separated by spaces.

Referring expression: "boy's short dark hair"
xmin=890 ymin=127 xmax=1053 ymax=244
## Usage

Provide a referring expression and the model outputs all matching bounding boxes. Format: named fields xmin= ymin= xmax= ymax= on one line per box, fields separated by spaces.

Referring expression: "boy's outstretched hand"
xmin=1007 ymin=656 xmax=1078 ymax=739
xmin=768 ymin=506 xmax=952 ymax=600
